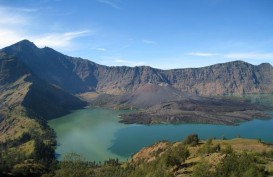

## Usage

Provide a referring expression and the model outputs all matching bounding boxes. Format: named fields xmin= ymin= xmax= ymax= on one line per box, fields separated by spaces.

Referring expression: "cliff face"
xmin=165 ymin=61 xmax=273 ymax=95
xmin=95 ymin=61 xmax=273 ymax=95
xmin=2 ymin=40 xmax=273 ymax=96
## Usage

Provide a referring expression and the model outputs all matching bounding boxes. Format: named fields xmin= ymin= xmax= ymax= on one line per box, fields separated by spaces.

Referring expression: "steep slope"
xmin=2 ymin=40 xmax=273 ymax=96
xmin=0 ymin=52 xmax=86 ymax=175
xmin=119 ymin=83 xmax=192 ymax=108
xmin=0 ymin=52 xmax=33 ymax=112
xmin=2 ymin=40 xmax=98 ymax=93
xmin=22 ymin=76 xmax=86 ymax=119
xmin=0 ymin=52 xmax=86 ymax=121
xmin=95 ymin=65 xmax=169 ymax=94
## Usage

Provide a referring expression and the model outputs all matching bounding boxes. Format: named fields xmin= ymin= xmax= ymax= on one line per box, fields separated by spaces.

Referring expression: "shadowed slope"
xmin=0 ymin=52 xmax=86 ymax=120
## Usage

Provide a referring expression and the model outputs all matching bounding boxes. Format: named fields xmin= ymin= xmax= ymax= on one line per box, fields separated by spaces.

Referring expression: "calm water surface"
xmin=49 ymin=94 xmax=273 ymax=162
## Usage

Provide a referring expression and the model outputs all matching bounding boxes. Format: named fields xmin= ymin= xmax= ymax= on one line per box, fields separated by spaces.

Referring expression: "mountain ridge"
xmin=2 ymin=39 xmax=273 ymax=96
xmin=1 ymin=39 xmax=273 ymax=124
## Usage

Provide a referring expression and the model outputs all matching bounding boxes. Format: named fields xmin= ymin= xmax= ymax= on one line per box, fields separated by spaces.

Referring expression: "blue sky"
xmin=0 ymin=0 xmax=273 ymax=69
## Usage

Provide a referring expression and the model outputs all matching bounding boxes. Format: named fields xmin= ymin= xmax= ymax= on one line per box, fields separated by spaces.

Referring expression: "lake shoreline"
xmin=49 ymin=106 xmax=273 ymax=162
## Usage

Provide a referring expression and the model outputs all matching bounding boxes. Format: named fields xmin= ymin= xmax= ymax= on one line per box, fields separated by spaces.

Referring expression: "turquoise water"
xmin=49 ymin=95 xmax=273 ymax=162
xmin=49 ymin=108 xmax=130 ymax=161
xmin=109 ymin=118 xmax=273 ymax=157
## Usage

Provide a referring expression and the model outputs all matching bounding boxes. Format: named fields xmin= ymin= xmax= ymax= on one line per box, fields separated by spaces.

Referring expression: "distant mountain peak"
xmin=2 ymin=39 xmax=38 ymax=55
xmin=15 ymin=39 xmax=37 ymax=47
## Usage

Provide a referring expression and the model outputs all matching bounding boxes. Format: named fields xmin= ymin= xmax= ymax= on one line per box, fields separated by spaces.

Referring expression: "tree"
xmin=183 ymin=134 xmax=199 ymax=146
xmin=198 ymin=138 xmax=220 ymax=154
xmin=163 ymin=144 xmax=189 ymax=167
xmin=54 ymin=153 xmax=93 ymax=177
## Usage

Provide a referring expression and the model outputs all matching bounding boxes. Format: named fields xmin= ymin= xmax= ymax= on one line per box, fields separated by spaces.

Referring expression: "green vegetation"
xmin=0 ymin=132 xmax=56 ymax=177
xmin=0 ymin=108 xmax=56 ymax=177
xmin=1 ymin=128 xmax=273 ymax=177
xmin=192 ymin=152 xmax=267 ymax=177
xmin=2 ymin=107 xmax=273 ymax=177
xmin=198 ymin=138 xmax=221 ymax=154
xmin=191 ymin=159 xmax=213 ymax=177
xmin=183 ymin=134 xmax=199 ymax=146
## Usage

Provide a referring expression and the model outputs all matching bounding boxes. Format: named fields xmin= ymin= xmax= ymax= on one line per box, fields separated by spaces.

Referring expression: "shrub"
xmin=183 ymin=134 xmax=199 ymax=146
xmin=191 ymin=159 xmax=213 ymax=177
xmin=162 ymin=144 xmax=190 ymax=167
xmin=198 ymin=138 xmax=220 ymax=155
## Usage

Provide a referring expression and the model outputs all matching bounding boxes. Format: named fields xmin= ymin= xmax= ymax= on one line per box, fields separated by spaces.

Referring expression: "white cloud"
xmin=142 ymin=39 xmax=157 ymax=45
xmin=225 ymin=53 xmax=273 ymax=60
xmin=97 ymin=0 xmax=120 ymax=9
xmin=0 ymin=5 xmax=92 ymax=49
xmin=32 ymin=30 xmax=91 ymax=48
xmin=187 ymin=52 xmax=219 ymax=57
xmin=0 ymin=29 xmax=26 ymax=47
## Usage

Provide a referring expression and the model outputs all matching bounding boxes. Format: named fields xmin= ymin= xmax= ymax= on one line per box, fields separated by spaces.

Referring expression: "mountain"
xmin=0 ymin=51 xmax=86 ymax=120
xmin=0 ymin=51 xmax=86 ymax=176
xmin=2 ymin=40 xmax=98 ymax=93
xmin=119 ymin=83 xmax=192 ymax=108
xmin=1 ymin=39 xmax=272 ymax=125
xmin=1 ymin=40 xmax=273 ymax=176
xmin=2 ymin=40 xmax=273 ymax=96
